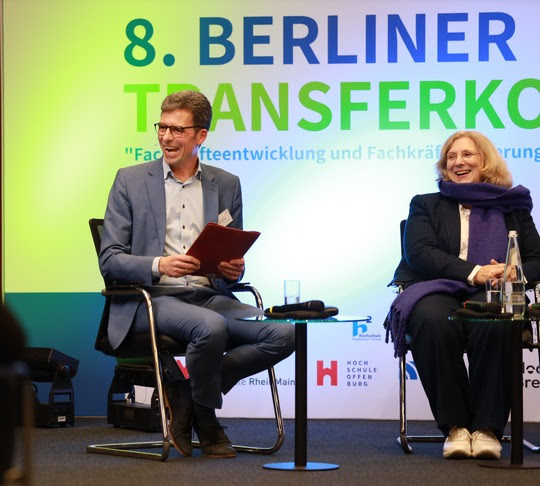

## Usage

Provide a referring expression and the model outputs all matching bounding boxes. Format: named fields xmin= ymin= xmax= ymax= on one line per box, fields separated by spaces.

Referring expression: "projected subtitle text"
xmin=124 ymin=144 xmax=540 ymax=164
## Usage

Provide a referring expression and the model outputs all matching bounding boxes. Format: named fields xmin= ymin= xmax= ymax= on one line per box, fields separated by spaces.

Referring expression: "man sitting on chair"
xmin=99 ymin=90 xmax=295 ymax=458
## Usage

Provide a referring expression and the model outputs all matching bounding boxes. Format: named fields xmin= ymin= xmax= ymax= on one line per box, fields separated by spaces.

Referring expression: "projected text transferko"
xmin=122 ymin=12 xmax=539 ymax=132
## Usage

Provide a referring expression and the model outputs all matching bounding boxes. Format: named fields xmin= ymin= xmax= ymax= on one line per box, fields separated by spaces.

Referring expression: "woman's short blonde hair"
xmin=435 ymin=130 xmax=513 ymax=188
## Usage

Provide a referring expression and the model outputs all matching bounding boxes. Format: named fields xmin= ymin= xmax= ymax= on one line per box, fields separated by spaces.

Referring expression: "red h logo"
xmin=317 ymin=360 xmax=338 ymax=386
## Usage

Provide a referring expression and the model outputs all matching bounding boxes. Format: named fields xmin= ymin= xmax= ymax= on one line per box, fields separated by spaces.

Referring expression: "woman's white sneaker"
xmin=471 ymin=429 xmax=502 ymax=460
xmin=443 ymin=427 xmax=472 ymax=459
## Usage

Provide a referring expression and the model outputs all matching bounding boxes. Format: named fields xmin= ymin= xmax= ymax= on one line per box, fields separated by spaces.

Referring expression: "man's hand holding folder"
xmin=186 ymin=223 xmax=260 ymax=278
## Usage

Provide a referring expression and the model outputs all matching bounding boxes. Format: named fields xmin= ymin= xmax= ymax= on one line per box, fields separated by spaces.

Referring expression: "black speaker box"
xmin=23 ymin=347 xmax=79 ymax=427
xmin=23 ymin=347 xmax=79 ymax=381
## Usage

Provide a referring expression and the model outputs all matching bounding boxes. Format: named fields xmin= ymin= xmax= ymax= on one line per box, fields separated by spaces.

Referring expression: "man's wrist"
xmin=153 ymin=256 xmax=162 ymax=277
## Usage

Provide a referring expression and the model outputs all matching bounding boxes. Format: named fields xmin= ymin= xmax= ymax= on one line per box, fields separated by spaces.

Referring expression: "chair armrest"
xmin=102 ymin=281 xmax=265 ymax=309
xmin=228 ymin=282 xmax=253 ymax=292
xmin=229 ymin=282 xmax=264 ymax=310
xmin=102 ymin=283 xmax=147 ymax=297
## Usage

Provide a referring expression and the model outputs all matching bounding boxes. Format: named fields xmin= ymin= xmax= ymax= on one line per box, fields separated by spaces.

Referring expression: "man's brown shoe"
xmin=164 ymin=380 xmax=193 ymax=457
xmin=194 ymin=424 xmax=237 ymax=458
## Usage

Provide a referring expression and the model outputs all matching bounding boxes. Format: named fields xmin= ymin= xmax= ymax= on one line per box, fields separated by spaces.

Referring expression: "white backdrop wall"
xmin=2 ymin=0 xmax=540 ymax=420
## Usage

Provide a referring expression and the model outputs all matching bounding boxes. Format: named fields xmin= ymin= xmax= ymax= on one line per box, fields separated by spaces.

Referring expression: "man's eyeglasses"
xmin=446 ymin=151 xmax=480 ymax=163
xmin=154 ymin=123 xmax=204 ymax=138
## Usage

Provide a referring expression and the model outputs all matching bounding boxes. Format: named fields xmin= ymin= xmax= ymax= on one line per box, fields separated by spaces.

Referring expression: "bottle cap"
xmin=508 ymin=230 xmax=518 ymax=237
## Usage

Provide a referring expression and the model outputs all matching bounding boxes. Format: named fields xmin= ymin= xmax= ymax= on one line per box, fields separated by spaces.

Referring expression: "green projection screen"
xmin=2 ymin=0 xmax=539 ymax=416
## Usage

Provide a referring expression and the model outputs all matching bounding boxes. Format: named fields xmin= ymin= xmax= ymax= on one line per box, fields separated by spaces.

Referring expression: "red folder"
xmin=186 ymin=223 xmax=260 ymax=277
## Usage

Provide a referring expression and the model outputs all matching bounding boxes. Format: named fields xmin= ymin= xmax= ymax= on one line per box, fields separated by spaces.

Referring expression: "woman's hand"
xmin=473 ymin=259 xmax=506 ymax=285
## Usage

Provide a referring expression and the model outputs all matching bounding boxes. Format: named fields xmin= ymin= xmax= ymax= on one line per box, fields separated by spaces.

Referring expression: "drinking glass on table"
xmin=485 ymin=277 xmax=503 ymax=305
xmin=284 ymin=280 xmax=301 ymax=305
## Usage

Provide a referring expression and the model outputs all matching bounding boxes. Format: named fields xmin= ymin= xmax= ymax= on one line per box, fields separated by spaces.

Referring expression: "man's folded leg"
xmin=220 ymin=318 xmax=296 ymax=394
xmin=136 ymin=292 xmax=293 ymax=459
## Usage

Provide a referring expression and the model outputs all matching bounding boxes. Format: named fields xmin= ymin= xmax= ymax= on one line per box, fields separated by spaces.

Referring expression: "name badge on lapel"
xmin=218 ymin=209 xmax=233 ymax=226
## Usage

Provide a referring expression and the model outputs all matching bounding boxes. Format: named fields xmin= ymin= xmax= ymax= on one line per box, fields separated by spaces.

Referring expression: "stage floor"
xmin=9 ymin=418 xmax=540 ymax=485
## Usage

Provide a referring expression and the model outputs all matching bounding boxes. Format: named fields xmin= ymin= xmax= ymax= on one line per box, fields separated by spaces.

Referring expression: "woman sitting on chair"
xmin=388 ymin=130 xmax=540 ymax=460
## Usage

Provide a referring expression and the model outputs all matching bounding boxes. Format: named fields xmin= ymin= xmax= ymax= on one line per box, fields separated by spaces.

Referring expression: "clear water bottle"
xmin=503 ymin=230 xmax=526 ymax=318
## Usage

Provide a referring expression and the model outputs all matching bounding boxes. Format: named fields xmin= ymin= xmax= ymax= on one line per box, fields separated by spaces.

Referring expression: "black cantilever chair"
xmin=390 ymin=220 xmax=540 ymax=454
xmin=86 ymin=218 xmax=284 ymax=461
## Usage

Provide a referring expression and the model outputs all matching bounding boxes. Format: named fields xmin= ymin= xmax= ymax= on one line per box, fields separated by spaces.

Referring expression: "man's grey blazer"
xmin=99 ymin=158 xmax=244 ymax=349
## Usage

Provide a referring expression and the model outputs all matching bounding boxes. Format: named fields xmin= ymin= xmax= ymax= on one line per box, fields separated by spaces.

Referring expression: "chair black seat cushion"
xmin=96 ymin=333 xmax=188 ymax=359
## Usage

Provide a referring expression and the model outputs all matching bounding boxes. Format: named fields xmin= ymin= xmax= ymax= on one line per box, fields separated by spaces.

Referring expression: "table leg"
xmin=294 ymin=321 xmax=308 ymax=467
xmin=481 ymin=319 xmax=540 ymax=469
xmin=263 ymin=321 xmax=338 ymax=471
xmin=510 ymin=318 xmax=524 ymax=465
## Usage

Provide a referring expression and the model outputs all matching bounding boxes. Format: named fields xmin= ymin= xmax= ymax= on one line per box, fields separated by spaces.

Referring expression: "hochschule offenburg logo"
xmin=316 ymin=359 xmax=379 ymax=388
xmin=314 ymin=317 xmax=384 ymax=388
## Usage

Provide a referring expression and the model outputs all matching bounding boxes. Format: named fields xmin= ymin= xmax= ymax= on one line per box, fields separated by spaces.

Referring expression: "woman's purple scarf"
xmin=387 ymin=180 xmax=533 ymax=357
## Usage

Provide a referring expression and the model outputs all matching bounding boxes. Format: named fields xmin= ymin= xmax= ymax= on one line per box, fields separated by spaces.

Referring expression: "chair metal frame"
xmin=393 ymin=220 xmax=540 ymax=454
xmin=86 ymin=218 xmax=284 ymax=461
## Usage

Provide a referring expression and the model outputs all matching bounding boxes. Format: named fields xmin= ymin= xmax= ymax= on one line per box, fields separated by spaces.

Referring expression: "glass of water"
xmin=485 ymin=277 xmax=503 ymax=305
xmin=284 ymin=280 xmax=301 ymax=305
